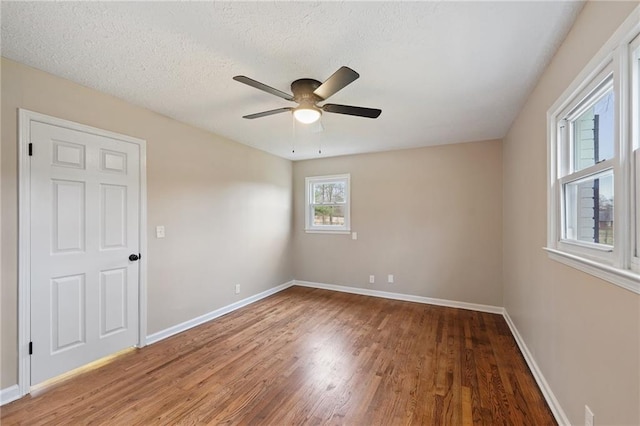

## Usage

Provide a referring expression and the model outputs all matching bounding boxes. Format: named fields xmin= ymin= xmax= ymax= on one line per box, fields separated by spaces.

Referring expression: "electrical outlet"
xmin=235 ymin=284 xmax=241 ymax=294
xmin=585 ymin=405 xmax=594 ymax=426
xmin=369 ymin=275 xmax=375 ymax=284
xmin=156 ymin=225 xmax=165 ymax=238
xmin=352 ymin=232 xmax=358 ymax=240
xmin=388 ymin=274 xmax=394 ymax=283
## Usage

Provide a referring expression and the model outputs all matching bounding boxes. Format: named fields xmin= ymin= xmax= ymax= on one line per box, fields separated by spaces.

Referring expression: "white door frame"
xmin=17 ymin=109 xmax=148 ymax=397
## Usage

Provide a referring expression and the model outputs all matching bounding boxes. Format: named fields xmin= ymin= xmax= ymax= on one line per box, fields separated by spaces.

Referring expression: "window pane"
xmin=564 ymin=171 xmax=614 ymax=245
xmin=313 ymin=182 xmax=345 ymax=204
xmin=572 ymin=90 xmax=615 ymax=172
xmin=313 ymin=205 xmax=345 ymax=226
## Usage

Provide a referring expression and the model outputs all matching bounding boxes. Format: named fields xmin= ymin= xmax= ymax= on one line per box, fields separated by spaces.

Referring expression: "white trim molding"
xmin=0 ymin=385 xmax=21 ymax=406
xmin=146 ymin=281 xmax=295 ymax=345
xmin=503 ymin=310 xmax=570 ymax=426
xmin=17 ymin=109 xmax=148 ymax=398
xmin=137 ymin=140 xmax=149 ymax=348
xmin=294 ymin=280 xmax=504 ymax=314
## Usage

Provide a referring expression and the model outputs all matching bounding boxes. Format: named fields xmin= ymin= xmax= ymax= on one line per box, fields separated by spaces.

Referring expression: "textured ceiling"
xmin=1 ymin=1 xmax=583 ymax=160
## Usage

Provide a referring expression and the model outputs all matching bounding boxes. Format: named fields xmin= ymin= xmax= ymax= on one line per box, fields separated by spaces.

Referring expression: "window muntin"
xmin=305 ymin=174 xmax=350 ymax=233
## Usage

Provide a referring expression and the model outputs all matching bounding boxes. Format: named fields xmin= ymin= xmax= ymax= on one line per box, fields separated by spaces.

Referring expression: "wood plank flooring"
xmin=1 ymin=286 xmax=556 ymax=425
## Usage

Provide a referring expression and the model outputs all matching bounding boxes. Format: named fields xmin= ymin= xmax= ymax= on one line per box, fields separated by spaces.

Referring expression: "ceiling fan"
xmin=233 ymin=66 xmax=381 ymax=124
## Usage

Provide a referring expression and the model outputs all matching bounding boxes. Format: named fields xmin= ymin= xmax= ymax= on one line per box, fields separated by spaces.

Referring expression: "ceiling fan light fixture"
xmin=293 ymin=106 xmax=321 ymax=124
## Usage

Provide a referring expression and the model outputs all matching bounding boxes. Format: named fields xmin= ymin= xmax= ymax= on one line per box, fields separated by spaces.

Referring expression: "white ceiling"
xmin=1 ymin=1 xmax=583 ymax=160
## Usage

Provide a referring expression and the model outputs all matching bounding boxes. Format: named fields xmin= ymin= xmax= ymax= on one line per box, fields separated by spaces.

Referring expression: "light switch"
xmin=352 ymin=232 xmax=358 ymax=240
xmin=156 ymin=225 xmax=165 ymax=238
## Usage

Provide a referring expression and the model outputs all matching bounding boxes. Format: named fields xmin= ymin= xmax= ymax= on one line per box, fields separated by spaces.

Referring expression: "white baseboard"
xmin=147 ymin=278 xmax=502 ymax=346
xmin=294 ymin=280 xmax=505 ymax=314
xmin=146 ymin=280 xmax=295 ymax=345
xmin=502 ymin=310 xmax=569 ymax=426
xmin=0 ymin=385 xmax=21 ymax=406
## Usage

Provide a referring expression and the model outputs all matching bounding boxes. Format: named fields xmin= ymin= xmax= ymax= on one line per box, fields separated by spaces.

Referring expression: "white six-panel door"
xmin=29 ymin=119 xmax=141 ymax=385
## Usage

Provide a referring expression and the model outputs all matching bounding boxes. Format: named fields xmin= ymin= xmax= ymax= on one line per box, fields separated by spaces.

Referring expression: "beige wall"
xmin=1 ymin=58 xmax=293 ymax=388
xmin=503 ymin=1 xmax=640 ymax=425
xmin=293 ymin=141 xmax=503 ymax=307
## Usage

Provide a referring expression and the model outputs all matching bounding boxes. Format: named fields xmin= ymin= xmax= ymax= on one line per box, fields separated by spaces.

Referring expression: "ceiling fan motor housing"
xmin=291 ymin=79 xmax=323 ymax=104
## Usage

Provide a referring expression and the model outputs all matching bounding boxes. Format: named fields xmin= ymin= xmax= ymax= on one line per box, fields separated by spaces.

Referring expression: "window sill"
xmin=544 ymin=247 xmax=640 ymax=295
xmin=305 ymin=229 xmax=351 ymax=235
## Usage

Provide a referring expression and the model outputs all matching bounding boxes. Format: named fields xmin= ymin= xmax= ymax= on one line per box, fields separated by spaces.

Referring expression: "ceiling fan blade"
xmin=242 ymin=107 xmax=293 ymax=119
xmin=233 ymin=76 xmax=294 ymax=101
xmin=322 ymin=104 xmax=381 ymax=119
xmin=313 ymin=66 xmax=359 ymax=100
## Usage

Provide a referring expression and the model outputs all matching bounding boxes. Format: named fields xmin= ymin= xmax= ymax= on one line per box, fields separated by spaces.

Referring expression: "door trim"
xmin=17 ymin=109 xmax=148 ymax=397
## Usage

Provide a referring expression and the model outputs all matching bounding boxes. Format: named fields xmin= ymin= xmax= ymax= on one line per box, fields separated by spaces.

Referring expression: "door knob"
xmin=129 ymin=254 xmax=140 ymax=262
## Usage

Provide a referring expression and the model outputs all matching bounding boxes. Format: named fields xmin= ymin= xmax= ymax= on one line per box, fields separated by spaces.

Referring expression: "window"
xmin=547 ymin=9 xmax=640 ymax=294
xmin=305 ymin=174 xmax=351 ymax=233
xmin=558 ymin=74 xmax=615 ymax=252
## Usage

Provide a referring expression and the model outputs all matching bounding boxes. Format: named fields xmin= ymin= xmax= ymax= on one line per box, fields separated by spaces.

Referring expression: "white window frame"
xmin=546 ymin=6 xmax=640 ymax=294
xmin=305 ymin=174 xmax=351 ymax=234
xmin=635 ymin=148 xmax=640 ymax=270
xmin=631 ymin=33 xmax=640 ymax=272
xmin=556 ymin=68 xmax=616 ymax=263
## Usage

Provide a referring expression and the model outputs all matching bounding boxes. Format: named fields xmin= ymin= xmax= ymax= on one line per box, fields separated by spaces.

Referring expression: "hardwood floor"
xmin=1 ymin=286 xmax=555 ymax=425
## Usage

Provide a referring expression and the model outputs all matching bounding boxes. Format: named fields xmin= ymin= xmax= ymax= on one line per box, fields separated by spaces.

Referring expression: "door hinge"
xmin=29 ymin=341 xmax=33 ymax=355
xmin=28 ymin=143 xmax=33 ymax=156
